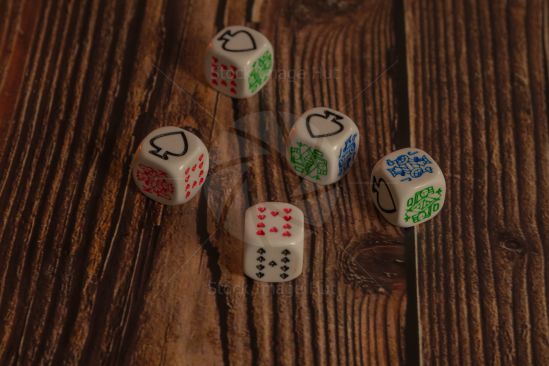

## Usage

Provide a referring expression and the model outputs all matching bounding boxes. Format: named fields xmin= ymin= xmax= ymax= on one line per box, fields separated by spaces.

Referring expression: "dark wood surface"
xmin=0 ymin=0 xmax=546 ymax=365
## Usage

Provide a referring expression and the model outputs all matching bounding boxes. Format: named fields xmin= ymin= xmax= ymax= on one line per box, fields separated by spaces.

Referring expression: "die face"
xmin=244 ymin=202 xmax=304 ymax=282
xmin=287 ymin=107 xmax=360 ymax=185
xmin=132 ymin=126 xmax=209 ymax=205
xmin=205 ymin=26 xmax=273 ymax=98
xmin=371 ymin=148 xmax=446 ymax=227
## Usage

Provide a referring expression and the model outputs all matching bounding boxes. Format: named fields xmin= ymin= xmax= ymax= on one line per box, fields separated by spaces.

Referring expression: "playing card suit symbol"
xmin=281 ymin=249 xmax=291 ymax=255
xmin=212 ymin=56 xmax=218 ymax=63
xmin=149 ymin=130 xmax=188 ymax=160
xmin=371 ymin=176 xmax=397 ymax=213
xmin=283 ymin=223 xmax=292 ymax=229
xmin=282 ymin=231 xmax=291 ymax=237
xmin=271 ymin=211 xmax=279 ymax=216
xmin=280 ymin=273 xmax=289 ymax=279
xmin=281 ymin=265 xmax=289 ymax=272
xmin=256 ymin=230 xmax=265 ymax=236
xmin=256 ymin=264 xmax=265 ymax=270
xmin=185 ymin=175 xmax=190 ymax=182
xmin=192 ymin=181 xmax=197 ymax=188
xmin=256 ymin=272 xmax=265 ymax=278
xmin=281 ymin=257 xmax=290 ymax=263
xmin=230 ymin=65 xmax=237 ymax=71
xmin=212 ymin=80 xmax=218 ymax=85
xmin=217 ymin=29 xmax=257 ymax=52
xmin=230 ymin=81 xmax=237 ymax=86
xmin=256 ymin=222 xmax=265 ymax=228
xmin=185 ymin=167 xmax=190 ymax=175
xmin=199 ymin=161 xmax=204 ymax=169
xmin=269 ymin=261 xmax=277 ymax=267
xmin=192 ymin=165 xmax=197 ymax=172
xmin=221 ymin=80 xmax=227 ymax=86
xmin=257 ymin=256 xmax=265 ymax=262
xmin=283 ymin=208 xmax=292 ymax=213
xmin=258 ymin=215 xmax=266 ymax=220
xmin=270 ymin=227 xmax=278 ymax=233
xmin=283 ymin=215 xmax=292 ymax=221
xmin=221 ymin=64 xmax=228 ymax=70
xmin=306 ymin=110 xmax=345 ymax=138
xmin=230 ymin=88 xmax=236 ymax=94
xmin=185 ymin=184 xmax=190 ymax=190
xmin=211 ymin=72 xmax=218 ymax=78
xmin=185 ymin=191 xmax=191 ymax=199
xmin=257 ymin=248 xmax=266 ymax=254
xmin=258 ymin=207 xmax=266 ymax=212
xmin=199 ymin=177 xmax=204 ymax=185
xmin=199 ymin=154 xmax=204 ymax=161
xmin=199 ymin=170 xmax=204 ymax=177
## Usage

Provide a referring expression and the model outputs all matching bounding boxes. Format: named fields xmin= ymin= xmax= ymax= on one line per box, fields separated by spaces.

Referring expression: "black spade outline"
xmin=371 ymin=176 xmax=397 ymax=213
xmin=305 ymin=110 xmax=345 ymax=138
xmin=217 ymin=30 xmax=257 ymax=52
xmin=148 ymin=131 xmax=188 ymax=160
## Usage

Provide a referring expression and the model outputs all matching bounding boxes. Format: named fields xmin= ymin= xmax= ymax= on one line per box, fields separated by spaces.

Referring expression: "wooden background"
xmin=0 ymin=0 xmax=547 ymax=365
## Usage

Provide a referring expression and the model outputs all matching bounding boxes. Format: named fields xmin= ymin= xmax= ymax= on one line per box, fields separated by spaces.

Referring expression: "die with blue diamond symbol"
xmin=370 ymin=148 xmax=446 ymax=227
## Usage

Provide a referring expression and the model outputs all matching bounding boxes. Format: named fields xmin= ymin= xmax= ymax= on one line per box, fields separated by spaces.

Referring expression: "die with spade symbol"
xmin=370 ymin=148 xmax=446 ymax=227
xmin=287 ymin=107 xmax=360 ymax=185
xmin=244 ymin=202 xmax=304 ymax=282
xmin=132 ymin=126 xmax=209 ymax=205
xmin=205 ymin=26 xmax=274 ymax=98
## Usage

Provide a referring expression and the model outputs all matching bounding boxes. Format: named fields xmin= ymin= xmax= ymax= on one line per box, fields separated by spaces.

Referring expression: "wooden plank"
xmin=404 ymin=0 xmax=549 ymax=364
xmin=0 ymin=0 xmax=411 ymax=364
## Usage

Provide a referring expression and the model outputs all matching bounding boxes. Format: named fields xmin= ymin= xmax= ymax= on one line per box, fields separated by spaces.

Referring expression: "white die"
xmin=287 ymin=107 xmax=360 ymax=185
xmin=370 ymin=148 xmax=446 ymax=227
xmin=244 ymin=202 xmax=304 ymax=282
xmin=204 ymin=26 xmax=274 ymax=98
xmin=132 ymin=126 xmax=209 ymax=205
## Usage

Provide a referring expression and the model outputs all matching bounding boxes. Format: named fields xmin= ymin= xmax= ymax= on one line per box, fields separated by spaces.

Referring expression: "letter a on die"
xmin=244 ymin=202 xmax=304 ymax=282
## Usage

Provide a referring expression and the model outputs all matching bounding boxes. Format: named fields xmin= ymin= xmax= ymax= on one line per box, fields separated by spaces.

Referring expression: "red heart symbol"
xmin=270 ymin=227 xmax=278 ymax=233
xmin=192 ymin=165 xmax=197 ymax=172
xmin=199 ymin=170 xmax=204 ymax=177
xmin=199 ymin=154 xmax=204 ymax=161
xmin=283 ymin=215 xmax=292 ymax=221
xmin=256 ymin=230 xmax=265 ymax=236
xmin=185 ymin=176 xmax=190 ymax=182
xmin=199 ymin=162 xmax=204 ymax=169
xmin=282 ymin=231 xmax=291 ymax=237
xmin=271 ymin=211 xmax=279 ymax=216
xmin=283 ymin=223 xmax=292 ymax=229
xmin=185 ymin=184 xmax=190 ymax=190
xmin=186 ymin=191 xmax=191 ymax=198
xmin=258 ymin=207 xmax=266 ymax=212
xmin=212 ymin=56 xmax=218 ymax=63
xmin=185 ymin=168 xmax=190 ymax=175
xmin=258 ymin=215 xmax=266 ymax=220
xmin=284 ymin=208 xmax=292 ymax=213
xmin=257 ymin=222 xmax=265 ymax=228
xmin=193 ymin=181 xmax=197 ymax=188
xmin=199 ymin=177 xmax=204 ymax=185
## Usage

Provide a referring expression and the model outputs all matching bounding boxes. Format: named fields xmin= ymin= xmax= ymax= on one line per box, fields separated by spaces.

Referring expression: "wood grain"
xmin=404 ymin=0 xmax=549 ymax=365
xmin=0 ymin=0 xmax=410 ymax=365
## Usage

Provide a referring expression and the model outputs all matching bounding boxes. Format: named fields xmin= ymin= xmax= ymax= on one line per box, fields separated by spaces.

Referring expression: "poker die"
xmin=244 ymin=202 xmax=304 ymax=283
xmin=370 ymin=148 xmax=446 ymax=227
xmin=287 ymin=107 xmax=360 ymax=185
xmin=205 ymin=25 xmax=274 ymax=98
xmin=132 ymin=126 xmax=209 ymax=205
